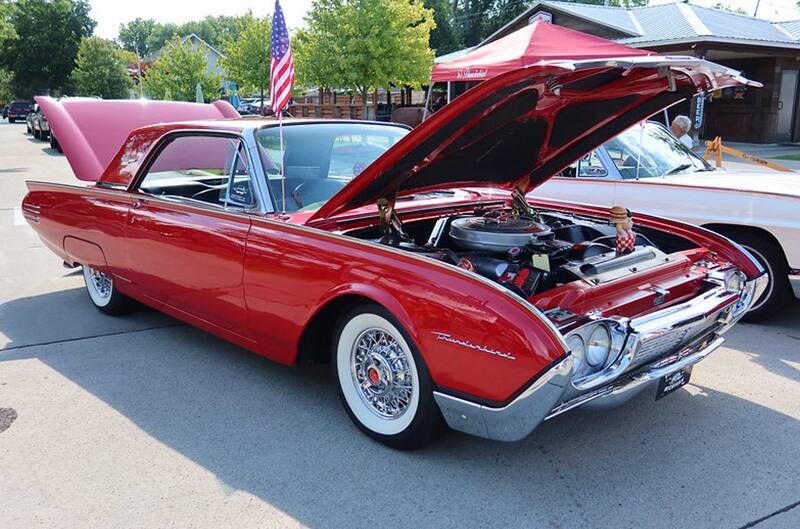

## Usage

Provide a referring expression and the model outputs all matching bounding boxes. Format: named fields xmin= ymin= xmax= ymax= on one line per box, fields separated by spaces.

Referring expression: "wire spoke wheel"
xmin=351 ymin=328 xmax=415 ymax=420
xmin=83 ymin=266 xmax=113 ymax=307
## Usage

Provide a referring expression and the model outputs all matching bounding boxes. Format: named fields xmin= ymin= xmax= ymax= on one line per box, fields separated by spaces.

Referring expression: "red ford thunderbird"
xmin=25 ymin=56 xmax=766 ymax=449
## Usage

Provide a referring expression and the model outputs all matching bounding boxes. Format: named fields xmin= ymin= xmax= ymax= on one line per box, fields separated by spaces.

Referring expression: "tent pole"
xmin=422 ymin=82 xmax=434 ymax=122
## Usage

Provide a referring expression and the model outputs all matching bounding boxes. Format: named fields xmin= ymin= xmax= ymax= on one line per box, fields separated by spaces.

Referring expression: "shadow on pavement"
xmin=1 ymin=289 xmax=798 ymax=529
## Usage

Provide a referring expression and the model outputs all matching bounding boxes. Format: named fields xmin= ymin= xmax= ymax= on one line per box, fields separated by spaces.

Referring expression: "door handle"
xmin=132 ymin=200 xmax=143 ymax=209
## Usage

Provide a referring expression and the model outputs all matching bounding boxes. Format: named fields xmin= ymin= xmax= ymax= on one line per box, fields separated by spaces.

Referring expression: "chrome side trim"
xmin=433 ymin=355 xmax=573 ymax=442
xmin=546 ymin=335 xmax=725 ymax=420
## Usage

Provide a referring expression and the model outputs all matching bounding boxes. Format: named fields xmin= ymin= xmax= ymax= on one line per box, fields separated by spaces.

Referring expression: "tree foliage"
xmin=218 ymin=15 xmax=271 ymax=96
xmin=0 ymin=68 xmax=13 ymax=100
xmin=297 ymin=0 xmax=435 ymax=116
xmin=141 ymin=37 xmax=221 ymax=102
xmin=118 ymin=13 xmax=254 ymax=57
xmin=1 ymin=0 xmax=96 ymax=97
xmin=69 ymin=37 xmax=132 ymax=98
xmin=117 ymin=17 xmax=159 ymax=56
xmin=423 ymin=0 xmax=460 ymax=54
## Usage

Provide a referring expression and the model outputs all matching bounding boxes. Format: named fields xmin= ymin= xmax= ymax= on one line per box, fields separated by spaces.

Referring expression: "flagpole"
xmin=279 ymin=110 xmax=286 ymax=214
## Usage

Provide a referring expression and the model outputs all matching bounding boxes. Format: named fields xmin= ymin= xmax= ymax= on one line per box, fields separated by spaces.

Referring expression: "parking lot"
xmin=1 ymin=119 xmax=798 ymax=528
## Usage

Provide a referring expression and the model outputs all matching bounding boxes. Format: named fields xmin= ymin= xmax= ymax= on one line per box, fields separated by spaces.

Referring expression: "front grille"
xmin=635 ymin=328 xmax=688 ymax=365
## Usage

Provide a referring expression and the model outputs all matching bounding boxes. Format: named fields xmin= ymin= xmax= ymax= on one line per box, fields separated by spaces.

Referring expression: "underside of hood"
xmin=309 ymin=56 xmax=759 ymax=223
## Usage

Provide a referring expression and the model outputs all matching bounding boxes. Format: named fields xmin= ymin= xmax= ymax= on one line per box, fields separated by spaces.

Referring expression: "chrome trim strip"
xmin=546 ymin=335 xmax=725 ymax=420
xmin=433 ymin=355 xmax=573 ymax=442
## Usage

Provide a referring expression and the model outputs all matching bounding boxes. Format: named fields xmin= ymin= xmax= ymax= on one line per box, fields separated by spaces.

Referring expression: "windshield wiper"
xmin=665 ymin=163 xmax=692 ymax=175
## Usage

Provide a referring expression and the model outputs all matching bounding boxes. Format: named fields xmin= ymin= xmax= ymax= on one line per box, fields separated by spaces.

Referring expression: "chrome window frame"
xmin=130 ymin=128 xmax=271 ymax=215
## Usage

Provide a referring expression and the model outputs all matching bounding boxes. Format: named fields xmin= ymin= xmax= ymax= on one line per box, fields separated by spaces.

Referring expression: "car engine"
xmin=370 ymin=209 xmax=674 ymax=298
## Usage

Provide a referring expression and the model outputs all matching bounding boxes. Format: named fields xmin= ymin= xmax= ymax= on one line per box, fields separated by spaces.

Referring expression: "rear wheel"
xmin=722 ymin=230 xmax=792 ymax=322
xmin=26 ymin=123 xmax=31 ymax=134
xmin=50 ymin=134 xmax=60 ymax=151
xmin=33 ymin=127 xmax=40 ymax=139
xmin=82 ymin=265 xmax=134 ymax=315
xmin=9 ymin=118 xmax=15 ymax=123
xmin=333 ymin=304 xmax=445 ymax=449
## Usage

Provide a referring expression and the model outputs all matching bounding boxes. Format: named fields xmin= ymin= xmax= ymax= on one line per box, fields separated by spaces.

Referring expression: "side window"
xmin=139 ymin=135 xmax=256 ymax=208
xmin=557 ymin=150 xmax=608 ymax=178
xmin=577 ymin=150 xmax=608 ymax=178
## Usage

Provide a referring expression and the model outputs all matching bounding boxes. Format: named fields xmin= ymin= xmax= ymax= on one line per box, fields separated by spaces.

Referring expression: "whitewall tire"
xmin=333 ymin=304 xmax=444 ymax=449
xmin=82 ymin=265 xmax=134 ymax=315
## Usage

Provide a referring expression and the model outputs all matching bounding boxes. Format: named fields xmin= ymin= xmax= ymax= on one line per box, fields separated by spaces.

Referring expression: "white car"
xmin=533 ymin=121 xmax=799 ymax=321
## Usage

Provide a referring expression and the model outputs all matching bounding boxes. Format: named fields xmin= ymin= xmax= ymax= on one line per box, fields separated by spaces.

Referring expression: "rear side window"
xmin=138 ymin=135 xmax=256 ymax=208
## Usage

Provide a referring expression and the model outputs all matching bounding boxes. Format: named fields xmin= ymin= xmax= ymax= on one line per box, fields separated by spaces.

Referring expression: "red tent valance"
xmin=431 ymin=21 xmax=651 ymax=83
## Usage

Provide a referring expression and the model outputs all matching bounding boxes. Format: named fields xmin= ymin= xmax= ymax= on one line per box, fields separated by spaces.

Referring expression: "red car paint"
xmin=23 ymin=57 xmax=760 ymax=405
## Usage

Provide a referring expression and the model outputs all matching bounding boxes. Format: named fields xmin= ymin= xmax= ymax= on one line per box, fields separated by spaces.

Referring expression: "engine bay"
xmin=353 ymin=206 xmax=688 ymax=302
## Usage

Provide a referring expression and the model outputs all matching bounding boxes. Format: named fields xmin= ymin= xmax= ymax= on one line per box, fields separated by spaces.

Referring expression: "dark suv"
xmin=7 ymin=101 xmax=34 ymax=123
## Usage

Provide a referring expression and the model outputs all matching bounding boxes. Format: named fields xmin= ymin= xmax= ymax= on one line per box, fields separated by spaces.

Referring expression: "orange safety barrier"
xmin=703 ymin=136 xmax=793 ymax=172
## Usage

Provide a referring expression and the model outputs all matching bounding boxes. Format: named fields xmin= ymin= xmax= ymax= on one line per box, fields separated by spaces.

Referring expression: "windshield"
xmin=605 ymin=122 xmax=712 ymax=179
xmin=255 ymin=122 xmax=408 ymax=213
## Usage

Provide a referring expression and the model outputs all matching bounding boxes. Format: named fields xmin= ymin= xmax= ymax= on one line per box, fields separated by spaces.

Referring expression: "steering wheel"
xmin=191 ymin=185 xmax=226 ymax=201
xmin=291 ymin=182 xmax=305 ymax=209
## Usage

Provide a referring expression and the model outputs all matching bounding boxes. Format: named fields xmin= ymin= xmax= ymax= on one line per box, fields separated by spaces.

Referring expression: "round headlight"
xmin=585 ymin=324 xmax=611 ymax=367
xmin=566 ymin=334 xmax=585 ymax=357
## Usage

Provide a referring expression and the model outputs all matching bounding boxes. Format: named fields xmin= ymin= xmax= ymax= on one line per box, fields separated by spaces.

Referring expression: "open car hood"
xmin=309 ymin=56 xmax=759 ymax=223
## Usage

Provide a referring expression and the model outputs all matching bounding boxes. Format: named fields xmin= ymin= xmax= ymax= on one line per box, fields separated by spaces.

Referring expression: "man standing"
xmin=670 ymin=115 xmax=693 ymax=149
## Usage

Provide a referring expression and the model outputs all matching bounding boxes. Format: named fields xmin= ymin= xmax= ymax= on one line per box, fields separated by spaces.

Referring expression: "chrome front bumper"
xmin=433 ymin=273 xmax=768 ymax=442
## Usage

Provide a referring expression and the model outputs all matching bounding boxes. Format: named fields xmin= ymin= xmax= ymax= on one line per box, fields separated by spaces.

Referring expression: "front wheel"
xmin=333 ymin=304 xmax=445 ymax=449
xmin=82 ymin=265 xmax=134 ymax=315
xmin=724 ymin=231 xmax=792 ymax=322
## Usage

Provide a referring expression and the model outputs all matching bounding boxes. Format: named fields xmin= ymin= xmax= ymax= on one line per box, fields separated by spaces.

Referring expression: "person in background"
xmin=670 ymin=115 xmax=693 ymax=149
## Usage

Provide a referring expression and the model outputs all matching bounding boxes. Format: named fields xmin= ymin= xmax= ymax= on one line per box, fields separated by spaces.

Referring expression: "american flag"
xmin=270 ymin=0 xmax=294 ymax=115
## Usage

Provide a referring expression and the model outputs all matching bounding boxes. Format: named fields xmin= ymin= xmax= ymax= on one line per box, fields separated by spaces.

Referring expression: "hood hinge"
xmin=511 ymin=187 xmax=539 ymax=219
xmin=377 ymin=195 xmax=405 ymax=237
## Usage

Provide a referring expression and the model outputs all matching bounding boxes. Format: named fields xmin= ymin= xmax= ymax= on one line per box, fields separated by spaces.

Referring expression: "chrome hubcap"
xmin=89 ymin=268 xmax=112 ymax=299
xmin=351 ymin=328 xmax=414 ymax=419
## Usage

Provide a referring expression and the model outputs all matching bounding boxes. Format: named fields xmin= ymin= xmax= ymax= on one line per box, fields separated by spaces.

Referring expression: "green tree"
xmin=219 ymin=15 xmax=271 ymax=104
xmin=69 ymin=37 xmax=132 ymax=98
xmin=141 ymin=37 xmax=221 ymax=102
xmin=424 ymin=0 xmax=460 ymax=54
xmin=0 ymin=0 xmax=17 ymax=48
xmin=297 ymin=0 xmax=435 ymax=117
xmin=0 ymin=68 xmax=14 ymax=101
xmin=1 ymin=0 xmax=96 ymax=97
xmin=118 ymin=17 xmax=159 ymax=57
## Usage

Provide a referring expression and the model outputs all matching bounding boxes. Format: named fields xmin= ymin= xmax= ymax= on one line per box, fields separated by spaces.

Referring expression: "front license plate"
xmin=655 ymin=368 xmax=692 ymax=400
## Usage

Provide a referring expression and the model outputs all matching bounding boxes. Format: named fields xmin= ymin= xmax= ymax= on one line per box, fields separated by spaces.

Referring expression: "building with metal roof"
xmin=438 ymin=1 xmax=800 ymax=143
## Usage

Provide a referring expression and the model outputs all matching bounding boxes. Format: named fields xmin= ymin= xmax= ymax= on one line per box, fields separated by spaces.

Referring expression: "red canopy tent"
xmin=431 ymin=21 xmax=651 ymax=83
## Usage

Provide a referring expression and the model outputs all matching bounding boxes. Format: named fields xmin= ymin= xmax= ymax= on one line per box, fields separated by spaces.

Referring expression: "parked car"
xmin=33 ymin=107 xmax=50 ymax=140
xmin=27 ymin=57 xmax=765 ymax=449
xmin=25 ymin=105 xmax=51 ymax=139
xmin=533 ymin=121 xmax=799 ymax=321
xmin=25 ymin=105 xmax=38 ymax=134
xmin=7 ymin=100 xmax=33 ymax=123
xmin=1 ymin=105 xmax=8 ymax=119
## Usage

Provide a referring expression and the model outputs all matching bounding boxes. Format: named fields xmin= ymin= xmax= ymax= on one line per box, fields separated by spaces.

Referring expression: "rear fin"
xmin=35 ymin=97 xmax=240 ymax=181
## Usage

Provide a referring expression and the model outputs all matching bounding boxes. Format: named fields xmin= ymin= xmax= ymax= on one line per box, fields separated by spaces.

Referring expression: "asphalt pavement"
xmin=1 ymin=119 xmax=799 ymax=529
